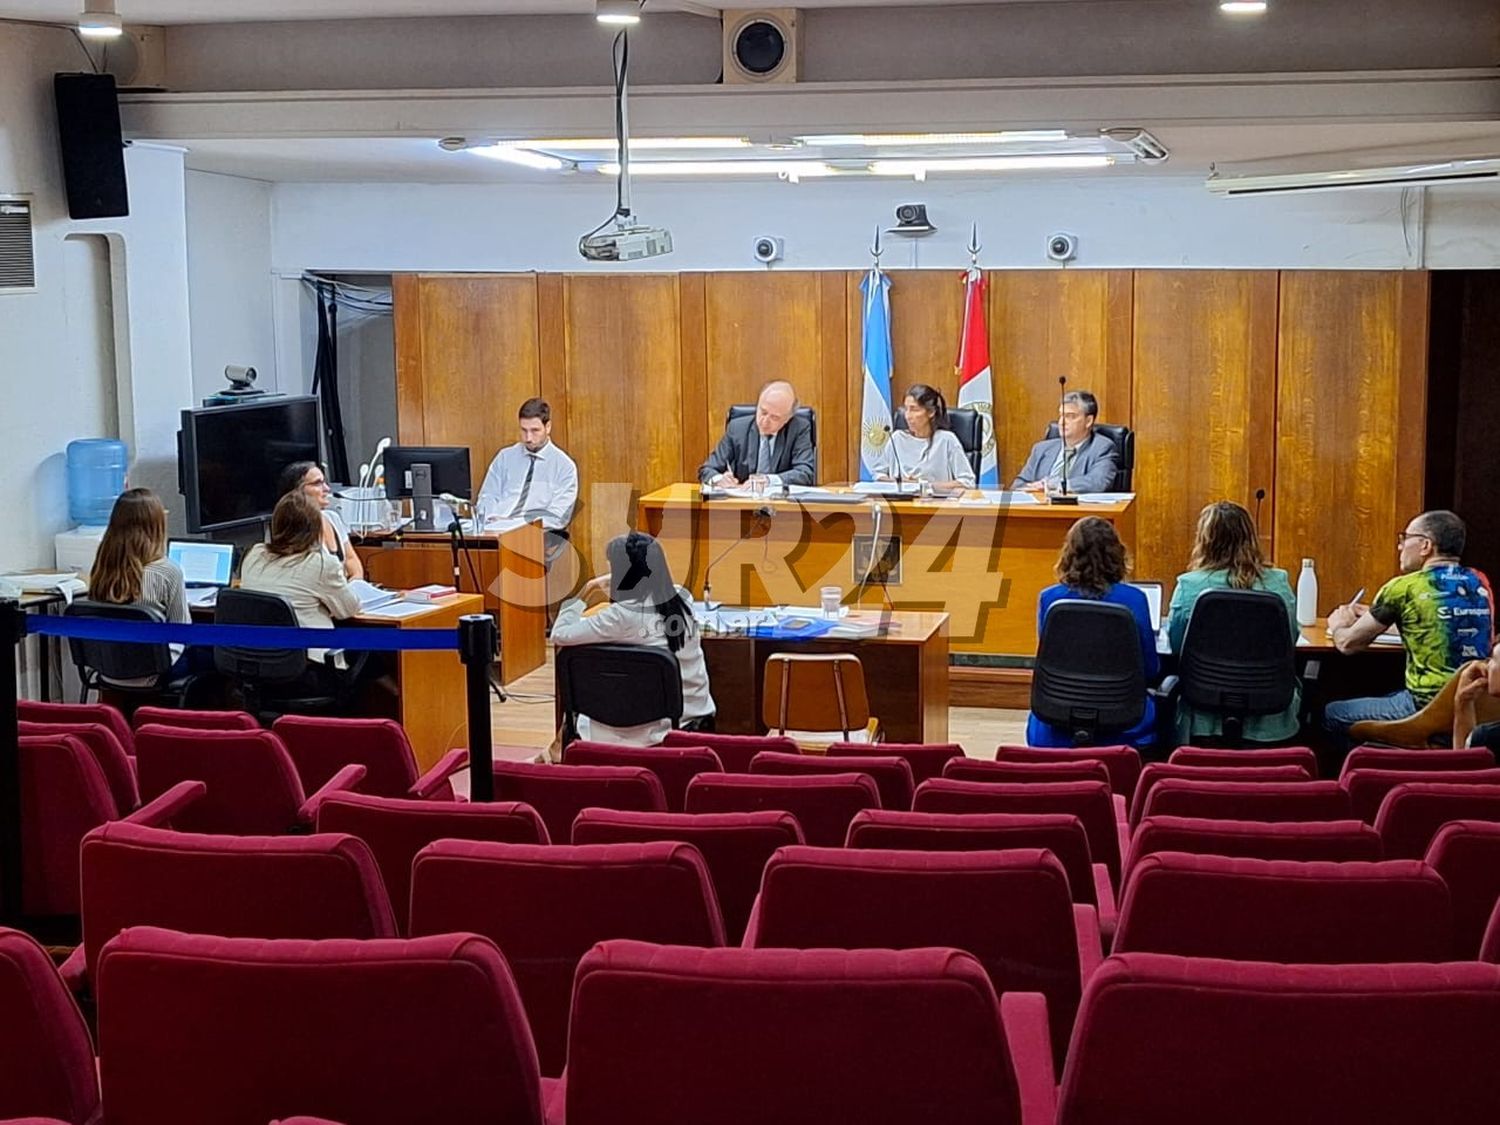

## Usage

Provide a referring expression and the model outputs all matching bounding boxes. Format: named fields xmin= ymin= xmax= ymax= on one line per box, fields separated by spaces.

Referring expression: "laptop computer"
xmin=1127 ymin=580 xmax=1164 ymax=634
xmin=167 ymin=540 xmax=235 ymax=588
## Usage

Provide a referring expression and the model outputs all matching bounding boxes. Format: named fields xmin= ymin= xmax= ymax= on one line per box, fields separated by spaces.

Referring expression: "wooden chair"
xmin=761 ymin=653 xmax=879 ymax=744
xmin=1350 ymin=661 xmax=1500 ymax=749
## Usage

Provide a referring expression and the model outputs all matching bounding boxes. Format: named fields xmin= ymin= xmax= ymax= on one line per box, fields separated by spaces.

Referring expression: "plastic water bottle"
xmin=66 ymin=438 xmax=127 ymax=525
xmin=1296 ymin=558 xmax=1319 ymax=627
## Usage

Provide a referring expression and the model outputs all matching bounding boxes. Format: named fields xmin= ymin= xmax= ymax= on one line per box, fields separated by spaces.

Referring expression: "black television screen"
xmin=179 ymin=396 xmax=321 ymax=532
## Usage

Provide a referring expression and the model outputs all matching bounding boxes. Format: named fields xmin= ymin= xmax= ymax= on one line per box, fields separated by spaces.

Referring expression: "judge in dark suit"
xmin=1010 ymin=389 xmax=1120 ymax=495
xmin=698 ymin=380 xmax=817 ymax=488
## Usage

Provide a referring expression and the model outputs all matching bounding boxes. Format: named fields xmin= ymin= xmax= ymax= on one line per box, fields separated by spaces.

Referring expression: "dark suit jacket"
xmin=698 ymin=414 xmax=817 ymax=488
xmin=1010 ymin=430 xmax=1120 ymax=494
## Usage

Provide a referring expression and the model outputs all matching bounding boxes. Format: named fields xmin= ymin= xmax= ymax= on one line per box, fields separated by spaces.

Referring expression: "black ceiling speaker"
xmin=54 ymin=73 xmax=130 ymax=220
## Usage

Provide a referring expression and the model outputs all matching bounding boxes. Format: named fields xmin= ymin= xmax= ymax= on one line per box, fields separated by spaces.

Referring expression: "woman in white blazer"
xmin=876 ymin=383 xmax=977 ymax=490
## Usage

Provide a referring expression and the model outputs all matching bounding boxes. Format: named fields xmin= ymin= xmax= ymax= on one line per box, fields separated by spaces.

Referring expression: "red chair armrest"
xmin=1000 ymin=992 xmax=1058 ymax=1125
xmin=1091 ymin=863 xmax=1117 ymax=947
xmin=58 ymin=945 xmax=87 ymax=994
xmin=409 ymin=748 xmax=470 ymax=800
xmin=298 ymin=763 xmax=369 ymax=824
xmin=1073 ymin=903 xmax=1103 ymax=984
xmin=125 ymin=780 xmax=206 ymax=827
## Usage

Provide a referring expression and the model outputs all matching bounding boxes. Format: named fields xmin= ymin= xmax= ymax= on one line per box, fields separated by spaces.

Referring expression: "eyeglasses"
xmin=1396 ymin=532 xmax=1431 ymax=546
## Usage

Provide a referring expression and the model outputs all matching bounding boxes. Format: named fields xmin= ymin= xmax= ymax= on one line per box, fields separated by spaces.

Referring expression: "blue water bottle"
xmin=66 ymin=438 xmax=128 ymax=525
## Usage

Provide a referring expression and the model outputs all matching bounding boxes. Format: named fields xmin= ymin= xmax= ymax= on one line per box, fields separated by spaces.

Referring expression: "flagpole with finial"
xmin=870 ymin=224 xmax=883 ymax=272
xmin=967 ymin=222 xmax=982 ymax=277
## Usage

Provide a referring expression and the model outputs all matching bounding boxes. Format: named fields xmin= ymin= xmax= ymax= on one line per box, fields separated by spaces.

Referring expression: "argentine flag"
xmin=859 ymin=267 xmax=894 ymax=481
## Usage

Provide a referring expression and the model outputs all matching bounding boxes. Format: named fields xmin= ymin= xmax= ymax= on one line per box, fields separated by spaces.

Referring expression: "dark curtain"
xmin=312 ymin=282 xmax=352 ymax=484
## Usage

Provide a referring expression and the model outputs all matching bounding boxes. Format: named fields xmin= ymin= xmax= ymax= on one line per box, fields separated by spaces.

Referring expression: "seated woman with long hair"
xmin=277 ymin=460 xmax=364 ymax=580
xmin=874 ymin=383 xmax=977 ymax=490
xmin=1166 ymin=500 xmax=1300 ymax=746
xmin=89 ymin=487 xmax=198 ymax=683
xmin=1027 ymin=516 xmax=1158 ymax=748
xmin=551 ymin=531 xmax=716 ymax=744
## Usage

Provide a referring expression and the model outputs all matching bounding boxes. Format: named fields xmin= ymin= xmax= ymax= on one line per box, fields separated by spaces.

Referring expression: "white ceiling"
xmin=1 ymin=0 xmax=1077 ymax=24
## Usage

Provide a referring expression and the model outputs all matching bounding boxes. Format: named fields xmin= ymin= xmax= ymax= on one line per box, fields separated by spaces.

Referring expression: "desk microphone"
xmin=1254 ymin=488 xmax=1266 ymax=535
xmin=702 ymin=505 xmax=774 ymax=611
xmin=882 ymin=423 xmax=914 ymax=495
xmin=1050 ymin=375 xmax=1079 ymax=506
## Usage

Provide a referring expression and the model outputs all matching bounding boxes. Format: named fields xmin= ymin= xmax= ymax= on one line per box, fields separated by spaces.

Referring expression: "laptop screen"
xmin=167 ymin=540 xmax=235 ymax=586
xmin=1128 ymin=581 xmax=1164 ymax=633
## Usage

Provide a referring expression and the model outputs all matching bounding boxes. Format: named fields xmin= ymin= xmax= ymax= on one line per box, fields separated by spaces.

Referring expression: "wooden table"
xmin=354 ymin=524 xmax=547 ymax=685
xmin=639 ymin=484 xmax=1134 ymax=657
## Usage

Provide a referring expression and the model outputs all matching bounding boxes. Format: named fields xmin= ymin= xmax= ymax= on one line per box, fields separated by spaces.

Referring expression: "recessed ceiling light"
xmin=598 ymin=160 xmax=838 ymax=178
xmin=501 ymin=137 xmax=751 ymax=152
xmin=78 ymin=0 xmax=123 ymax=38
xmin=1220 ymin=1 xmax=1268 ymax=14
xmin=799 ymin=131 xmax=1070 ymax=147
xmin=596 ymin=0 xmax=641 ymax=25
xmin=870 ymin=155 xmax=1115 ymax=176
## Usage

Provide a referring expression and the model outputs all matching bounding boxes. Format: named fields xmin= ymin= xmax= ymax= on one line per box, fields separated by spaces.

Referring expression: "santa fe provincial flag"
xmin=955 ymin=267 xmax=998 ymax=487
xmin=858 ymin=267 xmax=895 ymax=481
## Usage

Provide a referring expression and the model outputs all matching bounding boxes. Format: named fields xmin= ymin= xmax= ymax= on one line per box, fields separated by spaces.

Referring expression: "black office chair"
xmin=894 ymin=407 xmax=984 ymax=480
xmin=555 ymin=643 xmax=684 ymax=748
xmin=725 ymin=404 xmax=818 ymax=453
xmin=1167 ymin=589 xmax=1298 ymax=748
xmin=64 ymin=600 xmax=192 ymax=706
xmin=1044 ymin=421 xmax=1134 ymax=491
xmin=1030 ymin=600 xmax=1146 ymax=746
xmin=212 ymin=589 xmax=364 ymax=722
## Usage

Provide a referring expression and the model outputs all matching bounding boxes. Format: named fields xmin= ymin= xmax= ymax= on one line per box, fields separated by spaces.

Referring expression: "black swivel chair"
xmin=65 ymin=600 xmax=192 ymax=706
xmin=1044 ymin=421 xmax=1135 ymax=491
xmin=555 ymin=643 xmax=684 ymax=749
xmin=725 ymin=404 xmax=818 ymax=454
xmin=1166 ymin=588 xmax=1298 ymax=748
xmin=893 ymin=407 xmax=985 ymax=480
xmin=1031 ymin=600 xmax=1146 ymax=746
xmin=212 ymin=589 xmax=364 ymax=722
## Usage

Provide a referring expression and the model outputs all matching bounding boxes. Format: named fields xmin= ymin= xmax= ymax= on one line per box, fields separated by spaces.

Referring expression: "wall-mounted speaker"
xmin=53 ymin=73 xmax=130 ymax=220
xmin=723 ymin=9 xmax=800 ymax=84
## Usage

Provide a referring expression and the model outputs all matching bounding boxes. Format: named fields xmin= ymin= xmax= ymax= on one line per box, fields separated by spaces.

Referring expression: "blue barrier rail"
xmin=25 ymin=615 xmax=460 ymax=652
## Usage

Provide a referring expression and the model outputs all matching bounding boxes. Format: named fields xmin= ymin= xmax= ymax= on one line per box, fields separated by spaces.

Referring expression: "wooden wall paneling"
xmin=678 ymin=273 xmax=709 ymax=481
xmin=817 ymin=272 xmax=850 ymax=483
xmin=1274 ymin=271 xmax=1430 ymax=615
xmin=391 ymin=274 xmax=427 ymax=445
xmin=563 ymin=274 xmax=684 ymax=573
xmin=987 ymin=270 xmax=1134 ymax=485
xmin=1130 ymin=271 xmax=1279 ymax=591
xmin=536 ymin=273 xmax=569 ymax=452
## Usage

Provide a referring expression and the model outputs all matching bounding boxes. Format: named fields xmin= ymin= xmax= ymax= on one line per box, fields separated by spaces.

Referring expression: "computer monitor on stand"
xmin=383 ymin=446 xmax=472 ymax=531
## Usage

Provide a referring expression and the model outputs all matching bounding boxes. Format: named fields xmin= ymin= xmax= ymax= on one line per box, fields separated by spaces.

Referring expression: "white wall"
xmin=0 ymin=25 xmax=195 ymax=572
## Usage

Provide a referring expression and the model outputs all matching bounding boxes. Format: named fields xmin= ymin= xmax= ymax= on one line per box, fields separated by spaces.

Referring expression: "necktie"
xmin=756 ymin=434 xmax=773 ymax=475
xmin=510 ymin=453 xmax=538 ymax=517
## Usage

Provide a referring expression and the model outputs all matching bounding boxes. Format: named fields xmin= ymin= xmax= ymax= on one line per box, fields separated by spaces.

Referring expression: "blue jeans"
xmin=1323 ymin=689 xmax=1417 ymax=746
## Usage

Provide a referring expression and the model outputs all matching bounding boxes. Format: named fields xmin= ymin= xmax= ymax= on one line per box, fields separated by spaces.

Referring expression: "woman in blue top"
xmin=1027 ymin=516 xmax=1159 ymax=748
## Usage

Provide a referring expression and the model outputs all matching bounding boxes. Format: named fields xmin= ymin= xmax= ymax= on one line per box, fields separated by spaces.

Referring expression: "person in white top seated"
xmin=240 ymin=490 xmax=362 ymax=684
xmin=277 ymin=460 xmax=364 ymax=580
xmin=476 ymin=397 xmax=579 ymax=566
xmin=875 ymin=383 xmax=978 ymax=490
xmin=551 ymin=531 xmax=716 ymax=745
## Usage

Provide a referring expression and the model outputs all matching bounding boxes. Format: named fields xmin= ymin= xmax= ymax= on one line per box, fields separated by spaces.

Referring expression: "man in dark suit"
xmin=1010 ymin=389 xmax=1120 ymax=495
xmin=698 ymin=380 xmax=817 ymax=488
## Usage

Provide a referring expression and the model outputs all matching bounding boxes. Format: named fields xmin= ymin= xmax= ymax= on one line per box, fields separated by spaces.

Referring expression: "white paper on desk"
xmin=348 ymin=579 xmax=402 ymax=611
xmin=481 ymin=517 xmax=527 ymax=533
xmin=2 ymin=573 xmax=87 ymax=603
xmin=360 ymin=600 xmax=435 ymax=620
xmin=785 ymin=488 xmax=868 ymax=505
xmin=850 ymin=481 xmax=923 ymax=496
xmin=969 ymin=491 xmax=1042 ymax=506
xmin=1074 ymin=492 xmax=1137 ymax=504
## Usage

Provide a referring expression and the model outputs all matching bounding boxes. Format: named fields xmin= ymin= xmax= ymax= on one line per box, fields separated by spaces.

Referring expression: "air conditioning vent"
xmin=0 ymin=197 xmax=36 ymax=292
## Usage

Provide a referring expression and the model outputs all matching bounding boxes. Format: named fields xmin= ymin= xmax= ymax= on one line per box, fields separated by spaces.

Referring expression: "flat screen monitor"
xmin=167 ymin=540 xmax=235 ymax=587
xmin=179 ymin=396 xmax=321 ymax=532
xmin=384 ymin=446 xmax=472 ymax=500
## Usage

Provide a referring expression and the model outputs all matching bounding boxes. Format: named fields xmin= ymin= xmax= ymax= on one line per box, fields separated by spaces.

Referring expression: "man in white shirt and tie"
xmin=476 ymin=398 xmax=579 ymax=566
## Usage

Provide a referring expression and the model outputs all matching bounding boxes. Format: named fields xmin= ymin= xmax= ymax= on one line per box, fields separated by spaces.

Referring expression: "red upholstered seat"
xmin=95 ymin=927 xmax=547 ymax=1125
xmin=685 ymin=772 xmax=880 ymax=848
xmin=1342 ymin=745 xmax=1497 ymax=778
xmin=562 ymin=941 xmax=1056 ymax=1125
xmin=491 ymin=760 xmax=665 ymax=844
xmin=1140 ymin=778 xmax=1351 ymax=823
xmin=1130 ymin=762 xmax=1311 ymax=825
xmin=1343 ymin=767 xmax=1500 ymax=824
xmin=827 ymin=740 xmax=965 ymax=786
xmin=18 ymin=699 xmax=134 ymax=755
xmin=1376 ymin=782 xmax=1500 ymax=859
xmin=17 ymin=733 xmax=123 ymax=916
xmin=134 ymin=725 xmax=364 ymax=836
xmin=273 ymin=715 xmax=468 ymax=801
xmin=1483 ymin=900 xmax=1500 ymax=963
xmin=1114 ymin=852 xmax=1451 ymax=962
xmin=1427 ymin=820 xmax=1500 ymax=957
xmin=572 ymin=808 xmax=803 ymax=944
xmin=70 ymin=821 xmax=395 ymax=989
xmin=563 ymin=741 xmax=723 ymax=813
xmin=131 ymin=706 xmax=259 ymax=731
xmin=1170 ymin=745 xmax=1320 ymax=775
xmin=946 ymin=757 xmax=1111 ymax=787
xmin=750 ymin=750 xmax=914 ymax=811
xmin=316 ymin=792 xmax=548 ymax=933
xmin=662 ymin=730 xmax=799 ymax=773
xmin=1056 ymin=954 xmax=1500 ymax=1124
xmin=914 ymin=778 xmax=1124 ymax=884
xmin=0 ymin=928 xmax=99 ymax=1125
xmin=1128 ymin=815 xmax=1381 ymax=875
xmin=995 ymin=744 xmax=1142 ymax=803
xmin=18 ymin=719 xmax=137 ymax=822
xmin=409 ymin=840 xmax=725 ymax=1077
xmin=746 ymin=845 xmax=1099 ymax=1068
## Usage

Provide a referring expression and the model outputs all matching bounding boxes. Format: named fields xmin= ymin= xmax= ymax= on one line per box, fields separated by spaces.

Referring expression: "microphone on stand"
xmin=1050 ymin=375 xmax=1078 ymax=506
xmin=702 ymin=505 xmax=774 ymax=611
xmin=1254 ymin=488 xmax=1266 ymax=535
xmin=882 ymin=423 xmax=914 ymax=496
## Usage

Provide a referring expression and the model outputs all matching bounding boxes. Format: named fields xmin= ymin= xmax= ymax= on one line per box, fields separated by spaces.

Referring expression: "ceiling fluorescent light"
xmin=1220 ymin=1 xmax=1267 ymax=12
xmin=599 ymin=160 xmax=837 ymax=178
xmin=509 ymin=137 xmax=751 ymax=152
xmin=1206 ymin=157 xmax=1500 ymax=196
xmin=871 ymin=155 xmax=1115 ymax=176
xmin=596 ymin=0 xmax=642 ymax=25
xmin=800 ymin=131 xmax=1070 ymax=147
xmin=464 ymin=144 xmax=570 ymax=171
xmin=78 ymin=0 xmax=123 ymax=38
